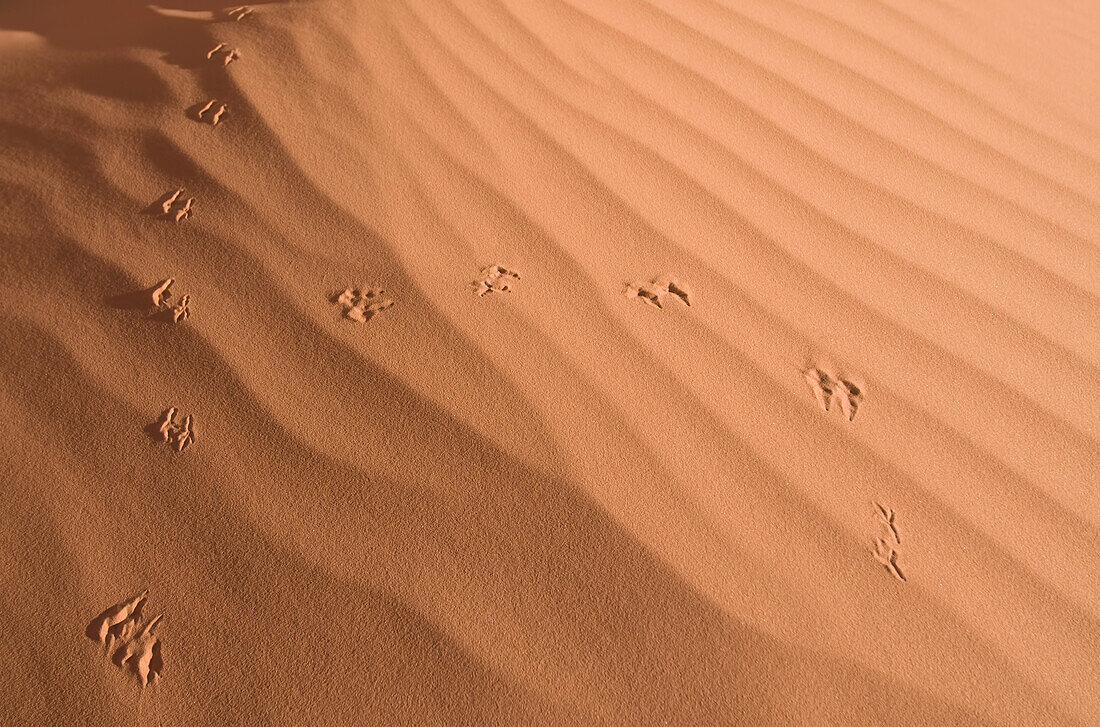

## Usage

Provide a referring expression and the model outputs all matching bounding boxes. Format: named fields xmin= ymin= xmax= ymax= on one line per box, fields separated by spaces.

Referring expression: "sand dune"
xmin=0 ymin=0 xmax=1096 ymax=724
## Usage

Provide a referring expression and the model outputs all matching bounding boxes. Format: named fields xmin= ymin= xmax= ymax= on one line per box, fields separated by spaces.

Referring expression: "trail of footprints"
xmin=86 ymin=591 xmax=165 ymax=688
xmin=95 ymin=1 xmax=914 ymax=686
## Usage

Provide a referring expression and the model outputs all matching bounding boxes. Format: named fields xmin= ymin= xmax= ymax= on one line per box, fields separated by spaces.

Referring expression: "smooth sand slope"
xmin=0 ymin=0 xmax=1097 ymax=724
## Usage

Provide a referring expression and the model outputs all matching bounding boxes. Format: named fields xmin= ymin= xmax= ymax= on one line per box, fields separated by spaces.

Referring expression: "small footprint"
xmin=473 ymin=265 xmax=520 ymax=297
xmin=206 ymin=43 xmax=241 ymax=66
xmin=874 ymin=502 xmax=900 ymax=545
xmin=802 ymin=367 xmax=835 ymax=414
xmin=196 ymin=99 xmax=229 ymax=126
xmin=871 ymin=503 xmax=905 ymax=581
xmin=147 ymin=278 xmax=192 ymax=323
xmin=167 ymin=294 xmax=191 ymax=323
xmin=148 ymin=408 xmax=196 ymax=452
xmin=835 ymin=379 xmax=863 ymax=422
xmin=624 ymin=277 xmax=691 ymax=310
xmin=872 ymin=538 xmax=906 ymax=582
xmin=803 ymin=366 xmax=864 ymax=421
xmin=226 ymin=5 xmax=253 ymax=21
xmin=87 ymin=592 xmax=165 ymax=687
xmin=150 ymin=278 xmax=174 ymax=308
xmin=332 ymin=286 xmax=394 ymax=323
xmin=110 ymin=278 xmax=192 ymax=324
xmin=153 ymin=188 xmax=194 ymax=222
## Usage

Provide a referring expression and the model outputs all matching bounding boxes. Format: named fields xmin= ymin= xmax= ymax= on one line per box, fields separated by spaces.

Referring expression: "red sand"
xmin=1 ymin=1 xmax=1097 ymax=724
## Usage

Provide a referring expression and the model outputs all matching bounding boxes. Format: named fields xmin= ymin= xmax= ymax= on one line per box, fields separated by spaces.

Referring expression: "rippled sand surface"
xmin=1 ymin=1 xmax=1097 ymax=724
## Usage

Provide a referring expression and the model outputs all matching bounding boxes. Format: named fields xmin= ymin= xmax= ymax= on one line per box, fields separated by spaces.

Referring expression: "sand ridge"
xmin=0 ymin=0 xmax=1096 ymax=724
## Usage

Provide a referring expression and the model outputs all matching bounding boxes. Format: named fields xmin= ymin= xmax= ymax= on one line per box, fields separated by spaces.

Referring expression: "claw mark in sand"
xmin=161 ymin=188 xmax=181 ymax=215
xmin=149 ymin=407 xmax=196 ymax=452
xmin=155 ymin=188 xmax=194 ymax=222
xmin=226 ymin=5 xmax=253 ymax=21
xmin=173 ymin=196 xmax=195 ymax=222
xmin=207 ymin=43 xmax=241 ymax=65
xmin=332 ymin=286 xmax=394 ymax=323
xmin=803 ymin=366 xmax=864 ymax=421
xmin=110 ymin=278 xmax=192 ymax=323
xmin=150 ymin=278 xmax=191 ymax=323
xmin=86 ymin=592 xmax=165 ymax=687
xmin=473 ymin=265 xmax=520 ymax=297
xmin=150 ymin=278 xmax=173 ymax=308
xmin=196 ymin=99 xmax=228 ymax=126
xmin=624 ymin=277 xmax=691 ymax=310
xmin=875 ymin=502 xmax=900 ymax=545
xmin=871 ymin=502 xmax=906 ymax=582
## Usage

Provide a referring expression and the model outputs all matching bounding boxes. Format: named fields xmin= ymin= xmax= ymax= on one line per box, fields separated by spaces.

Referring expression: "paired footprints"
xmin=226 ymin=5 xmax=253 ymax=21
xmin=86 ymin=591 xmax=165 ymax=688
xmin=196 ymin=100 xmax=229 ymax=126
xmin=473 ymin=264 xmax=520 ymax=297
xmin=624 ymin=278 xmax=691 ymax=309
xmin=871 ymin=503 xmax=906 ymax=582
xmin=332 ymin=286 xmax=394 ymax=323
xmin=148 ymin=278 xmax=191 ymax=323
xmin=206 ymin=43 xmax=241 ymax=66
xmin=803 ymin=367 xmax=864 ymax=421
xmin=150 ymin=407 xmax=196 ymax=452
xmin=158 ymin=188 xmax=194 ymax=223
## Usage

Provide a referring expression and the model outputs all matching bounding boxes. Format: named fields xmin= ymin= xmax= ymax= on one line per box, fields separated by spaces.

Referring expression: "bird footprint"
xmin=624 ymin=277 xmax=691 ymax=309
xmin=196 ymin=100 xmax=229 ymax=126
xmin=150 ymin=407 xmax=196 ymax=452
xmin=206 ymin=42 xmax=241 ymax=66
xmin=871 ymin=503 xmax=905 ymax=582
xmin=803 ymin=366 xmax=863 ymax=421
xmin=86 ymin=592 xmax=166 ymax=687
xmin=226 ymin=5 xmax=253 ymax=21
xmin=473 ymin=265 xmax=520 ymax=297
xmin=332 ymin=286 xmax=394 ymax=323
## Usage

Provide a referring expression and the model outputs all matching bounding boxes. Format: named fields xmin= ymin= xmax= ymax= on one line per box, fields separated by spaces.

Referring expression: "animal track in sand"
xmin=623 ymin=277 xmax=691 ymax=310
xmin=331 ymin=286 xmax=394 ymax=323
xmin=226 ymin=5 xmax=253 ymax=21
xmin=86 ymin=592 xmax=165 ymax=687
xmin=109 ymin=278 xmax=192 ymax=323
xmin=196 ymin=99 xmax=228 ymax=126
xmin=803 ymin=366 xmax=864 ymax=421
xmin=147 ymin=277 xmax=191 ymax=322
xmin=473 ymin=264 xmax=520 ymax=297
xmin=148 ymin=407 xmax=196 ymax=452
xmin=206 ymin=43 xmax=241 ymax=66
xmin=871 ymin=503 xmax=906 ymax=582
xmin=152 ymin=188 xmax=194 ymax=222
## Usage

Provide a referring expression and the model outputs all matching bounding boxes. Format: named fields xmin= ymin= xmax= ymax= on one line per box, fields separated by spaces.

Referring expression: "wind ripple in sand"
xmin=0 ymin=0 xmax=1097 ymax=724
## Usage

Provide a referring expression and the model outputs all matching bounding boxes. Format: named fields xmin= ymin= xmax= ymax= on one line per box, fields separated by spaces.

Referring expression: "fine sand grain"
xmin=0 ymin=0 xmax=1097 ymax=724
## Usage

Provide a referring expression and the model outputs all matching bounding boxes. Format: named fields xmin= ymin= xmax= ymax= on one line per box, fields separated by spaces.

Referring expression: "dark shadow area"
xmin=63 ymin=57 xmax=174 ymax=103
xmin=0 ymin=0 xmax=279 ymax=55
xmin=185 ymin=100 xmax=213 ymax=123
xmin=143 ymin=409 xmax=174 ymax=442
xmin=105 ymin=282 xmax=162 ymax=310
xmin=141 ymin=189 xmax=183 ymax=216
